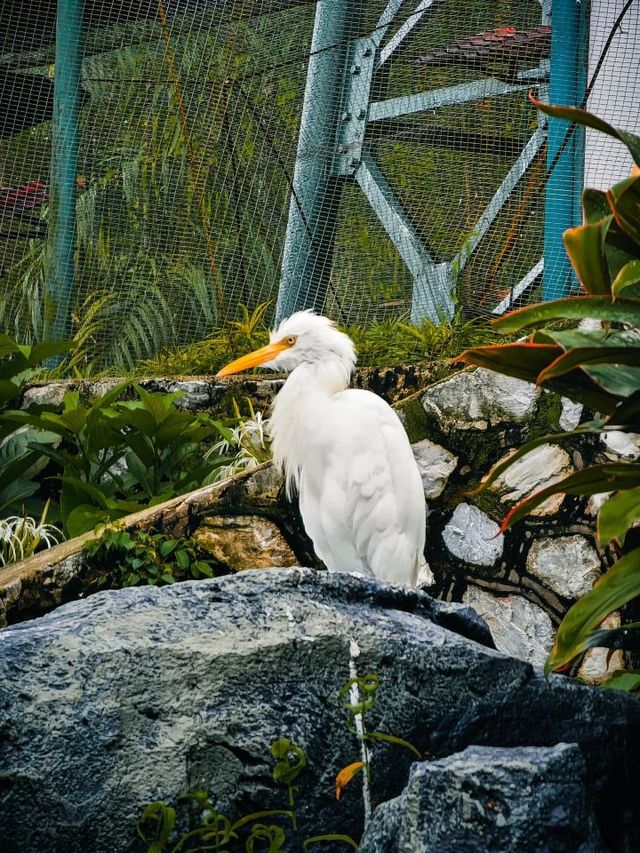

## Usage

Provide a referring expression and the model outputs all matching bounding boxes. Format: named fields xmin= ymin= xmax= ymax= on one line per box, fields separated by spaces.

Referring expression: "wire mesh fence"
xmin=0 ymin=0 xmax=638 ymax=370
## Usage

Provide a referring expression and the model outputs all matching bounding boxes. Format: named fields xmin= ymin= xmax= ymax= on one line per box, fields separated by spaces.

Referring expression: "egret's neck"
xmin=269 ymin=359 xmax=352 ymax=495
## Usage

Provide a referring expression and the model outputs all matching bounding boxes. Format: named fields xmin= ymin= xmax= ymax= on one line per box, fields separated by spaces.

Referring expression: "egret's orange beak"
xmin=216 ymin=341 xmax=291 ymax=379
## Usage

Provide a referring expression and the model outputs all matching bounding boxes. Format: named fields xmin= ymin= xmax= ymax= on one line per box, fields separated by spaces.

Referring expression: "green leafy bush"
xmin=1 ymin=382 xmax=232 ymax=537
xmin=0 ymin=335 xmax=75 ymax=516
xmin=138 ymin=305 xmax=501 ymax=377
xmin=457 ymin=99 xmax=640 ymax=679
xmin=83 ymin=527 xmax=215 ymax=588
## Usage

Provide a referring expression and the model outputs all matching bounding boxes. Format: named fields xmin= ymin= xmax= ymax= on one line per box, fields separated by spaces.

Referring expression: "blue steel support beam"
xmin=355 ymin=152 xmax=454 ymax=322
xmin=275 ymin=1 xmax=360 ymax=323
xmin=543 ymin=0 xmax=588 ymax=300
xmin=44 ymin=0 xmax=84 ymax=344
xmin=377 ymin=0 xmax=438 ymax=69
xmin=369 ymin=65 xmax=548 ymax=123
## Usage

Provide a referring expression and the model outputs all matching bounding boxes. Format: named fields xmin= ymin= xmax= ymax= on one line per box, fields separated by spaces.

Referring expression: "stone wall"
xmin=2 ymin=365 xmax=628 ymax=679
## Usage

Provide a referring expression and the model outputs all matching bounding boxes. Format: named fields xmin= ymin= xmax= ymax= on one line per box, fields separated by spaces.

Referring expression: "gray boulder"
xmin=0 ymin=569 xmax=639 ymax=852
xmin=359 ymin=744 xmax=605 ymax=852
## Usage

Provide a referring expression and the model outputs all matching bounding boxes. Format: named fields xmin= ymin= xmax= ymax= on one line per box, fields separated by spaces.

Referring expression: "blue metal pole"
xmin=44 ymin=0 xmax=84 ymax=343
xmin=275 ymin=1 xmax=359 ymax=323
xmin=543 ymin=0 xmax=588 ymax=300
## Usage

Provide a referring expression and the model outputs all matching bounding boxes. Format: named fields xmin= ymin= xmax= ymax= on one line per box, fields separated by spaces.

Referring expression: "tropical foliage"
xmin=83 ymin=526 xmax=215 ymax=589
xmin=457 ymin=99 xmax=640 ymax=677
xmin=139 ymin=306 xmax=501 ymax=377
xmin=1 ymin=381 xmax=232 ymax=538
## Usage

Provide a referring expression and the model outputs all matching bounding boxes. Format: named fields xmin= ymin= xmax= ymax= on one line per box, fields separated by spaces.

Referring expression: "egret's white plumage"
xmin=216 ymin=311 xmax=426 ymax=586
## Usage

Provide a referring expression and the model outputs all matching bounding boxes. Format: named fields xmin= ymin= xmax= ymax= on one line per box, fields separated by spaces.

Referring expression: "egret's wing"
xmin=299 ymin=389 xmax=426 ymax=585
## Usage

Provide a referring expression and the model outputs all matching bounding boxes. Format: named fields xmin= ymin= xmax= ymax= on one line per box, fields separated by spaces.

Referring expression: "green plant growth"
xmin=83 ymin=527 xmax=215 ymax=589
xmin=0 ymin=501 xmax=62 ymax=567
xmin=1 ymin=381 xmax=233 ymax=537
xmin=334 ymin=673 xmax=421 ymax=804
xmin=137 ymin=738 xmax=314 ymax=852
xmin=136 ymin=672 xmax=419 ymax=850
xmin=139 ymin=310 xmax=502 ymax=378
xmin=456 ymin=99 xmax=640 ymax=682
xmin=206 ymin=399 xmax=271 ymax=483
xmin=0 ymin=334 xmax=77 ymax=517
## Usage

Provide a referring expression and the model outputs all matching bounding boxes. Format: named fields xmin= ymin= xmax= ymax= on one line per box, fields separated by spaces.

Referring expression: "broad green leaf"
xmin=0 ymin=478 xmax=40 ymax=514
xmin=0 ymin=334 xmax=25 ymax=359
xmin=608 ymin=175 xmax=640 ymax=246
xmin=0 ymin=379 xmax=21 ymax=407
xmin=611 ymin=259 xmax=640 ymax=299
xmin=502 ymin=464 xmax=640 ymax=531
xmin=28 ymin=340 xmax=75 ymax=366
xmin=582 ymin=187 xmax=610 ymax=224
xmin=563 ymin=219 xmax=611 ymax=295
xmin=584 ymin=363 xmax=640 ymax=397
xmin=66 ymin=504 xmax=110 ymax=537
xmin=539 ymin=330 xmax=640 ymax=394
xmin=602 ymin=670 xmax=640 ymax=692
xmin=597 ymin=486 xmax=640 ymax=545
xmin=160 ymin=539 xmax=178 ymax=557
xmin=60 ymin=476 xmax=110 ymax=509
xmin=607 ymin=389 xmax=640 ymax=426
xmin=529 ymin=96 xmax=640 ymax=165
xmin=492 ymin=296 xmax=640 ymax=332
xmin=0 ymin=409 xmax=75 ymax=437
xmin=583 ymin=622 xmax=640 ymax=653
xmin=546 ymin=548 xmax=640 ymax=672
xmin=603 ymin=217 xmax=640 ymax=282
xmin=175 ymin=549 xmax=190 ymax=571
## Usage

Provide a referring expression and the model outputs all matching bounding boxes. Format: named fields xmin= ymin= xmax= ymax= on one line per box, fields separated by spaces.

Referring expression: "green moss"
xmin=396 ymin=396 xmax=430 ymax=443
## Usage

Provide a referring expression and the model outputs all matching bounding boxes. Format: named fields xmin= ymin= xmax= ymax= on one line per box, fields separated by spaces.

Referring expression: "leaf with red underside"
xmin=536 ymin=346 xmax=640 ymax=384
xmin=500 ymin=464 xmax=640 ymax=532
xmin=454 ymin=342 xmax=621 ymax=413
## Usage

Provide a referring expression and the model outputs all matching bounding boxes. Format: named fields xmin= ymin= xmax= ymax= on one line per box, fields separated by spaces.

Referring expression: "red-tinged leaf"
xmin=455 ymin=342 xmax=621 ymax=414
xmin=335 ymin=761 xmax=365 ymax=800
xmin=546 ymin=548 xmax=640 ymax=673
xmin=467 ymin=424 xmax=599 ymax=496
xmin=491 ymin=296 xmax=640 ymax=332
xmin=501 ymin=464 xmax=640 ymax=532
xmin=563 ymin=220 xmax=612 ymax=295
xmin=453 ymin=343 xmax=562 ymax=381
xmin=537 ymin=347 xmax=640 ymax=383
xmin=529 ymin=95 xmax=640 ymax=165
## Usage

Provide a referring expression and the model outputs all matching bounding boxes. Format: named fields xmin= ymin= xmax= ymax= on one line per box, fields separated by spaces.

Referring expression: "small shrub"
xmin=83 ymin=527 xmax=216 ymax=589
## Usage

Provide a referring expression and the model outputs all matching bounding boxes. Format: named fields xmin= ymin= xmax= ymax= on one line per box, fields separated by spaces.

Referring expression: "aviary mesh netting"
xmin=0 ymin=0 xmax=638 ymax=369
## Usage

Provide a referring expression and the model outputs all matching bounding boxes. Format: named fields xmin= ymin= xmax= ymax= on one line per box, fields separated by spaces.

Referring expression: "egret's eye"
xmin=285 ymin=335 xmax=297 ymax=346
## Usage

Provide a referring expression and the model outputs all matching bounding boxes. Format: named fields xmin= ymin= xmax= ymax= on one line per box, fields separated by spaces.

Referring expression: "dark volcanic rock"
xmin=359 ymin=744 xmax=605 ymax=852
xmin=0 ymin=569 xmax=638 ymax=852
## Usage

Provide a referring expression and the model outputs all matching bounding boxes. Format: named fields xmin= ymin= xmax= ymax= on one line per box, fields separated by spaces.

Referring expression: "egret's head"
xmin=216 ymin=311 xmax=356 ymax=378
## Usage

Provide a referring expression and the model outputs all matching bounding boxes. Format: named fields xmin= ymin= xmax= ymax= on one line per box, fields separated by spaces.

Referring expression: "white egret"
xmin=216 ymin=311 xmax=427 ymax=586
